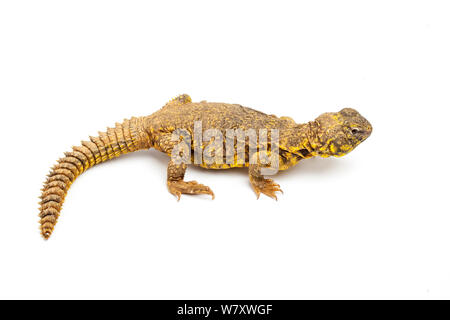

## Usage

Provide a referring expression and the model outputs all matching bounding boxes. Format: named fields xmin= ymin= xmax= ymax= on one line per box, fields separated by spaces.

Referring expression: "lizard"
xmin=38 ymin=94 xmax=372 ymax=239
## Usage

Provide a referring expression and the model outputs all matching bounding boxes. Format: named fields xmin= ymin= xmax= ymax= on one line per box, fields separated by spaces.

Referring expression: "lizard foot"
xmin=250 ymin=177 xmax=283 ymax=200
xmin=167 ymin=180 xmax=215 ymax=201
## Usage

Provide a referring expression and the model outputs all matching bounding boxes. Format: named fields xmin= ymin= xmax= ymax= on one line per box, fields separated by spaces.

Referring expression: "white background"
xmin=0 ymin=0 xmax=449 ymax=299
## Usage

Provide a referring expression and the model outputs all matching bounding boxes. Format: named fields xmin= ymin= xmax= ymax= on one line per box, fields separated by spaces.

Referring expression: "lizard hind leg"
xmin=167 ymin=160 xmax=215 ymax=200
xmin=163 ymin=94 xmax=192 ymax=108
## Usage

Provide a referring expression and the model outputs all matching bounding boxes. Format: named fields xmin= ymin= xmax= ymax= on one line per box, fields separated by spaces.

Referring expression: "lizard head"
xmin=314 ymin=108 xmax=372 ymax=157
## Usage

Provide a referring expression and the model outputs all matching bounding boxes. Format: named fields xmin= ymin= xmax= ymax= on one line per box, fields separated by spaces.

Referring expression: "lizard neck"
xmin=279 ymin=120 xmax=322 ymax=157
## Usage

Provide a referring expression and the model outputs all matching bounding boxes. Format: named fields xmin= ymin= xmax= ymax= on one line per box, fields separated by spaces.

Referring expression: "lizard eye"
xmin=351 ymin=128 xmax=360 ymax=135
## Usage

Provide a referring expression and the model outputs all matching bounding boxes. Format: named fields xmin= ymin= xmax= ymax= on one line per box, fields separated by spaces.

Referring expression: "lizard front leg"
xmin=248 ymin=152 xmax=283 ymax=200
xmin=167 ymin=160 xmax=215 ymax=200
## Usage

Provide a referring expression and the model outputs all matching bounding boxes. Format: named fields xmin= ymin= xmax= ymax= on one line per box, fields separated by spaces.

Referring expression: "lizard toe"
xmin=168 ymin=180 xmax=215 ymax=200
xmin=252 ymin=178 xmax=283 ymax=200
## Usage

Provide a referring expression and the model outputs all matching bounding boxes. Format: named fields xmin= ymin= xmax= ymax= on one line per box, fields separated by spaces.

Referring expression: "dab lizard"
xmin=39 ymin=94 xmax=372 ymax=239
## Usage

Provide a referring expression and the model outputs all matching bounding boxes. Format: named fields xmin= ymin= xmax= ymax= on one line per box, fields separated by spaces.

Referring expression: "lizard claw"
xmin=168 ymin=180 xmax=215 ymax=200
xmin=251 ymin=178 xmax=283 ymax=200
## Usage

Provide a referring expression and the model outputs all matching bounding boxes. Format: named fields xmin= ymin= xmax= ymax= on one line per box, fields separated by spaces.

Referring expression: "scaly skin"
xmin=39 ymin=94 xmax=372 ymax=239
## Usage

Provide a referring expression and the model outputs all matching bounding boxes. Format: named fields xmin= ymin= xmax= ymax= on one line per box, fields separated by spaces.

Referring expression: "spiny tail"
xmin=39 ymin=116 xmax=151 ymax=240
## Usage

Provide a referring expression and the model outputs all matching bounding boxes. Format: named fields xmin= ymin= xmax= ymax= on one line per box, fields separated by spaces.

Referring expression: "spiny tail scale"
xmin=39 ymin=117 xmax=150 ymax=240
